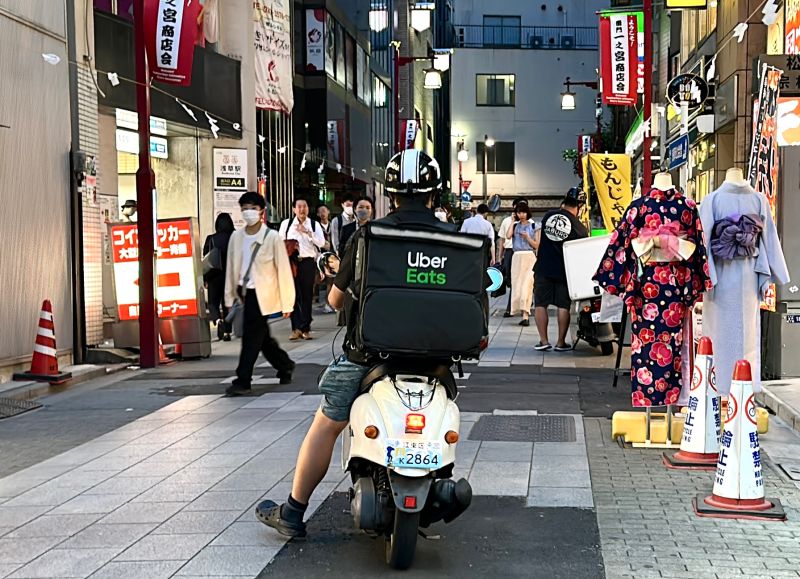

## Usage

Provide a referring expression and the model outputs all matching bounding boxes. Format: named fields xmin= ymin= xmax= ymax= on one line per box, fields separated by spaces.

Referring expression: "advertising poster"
xmin=254 ymin=0 xmax=294 ymax=113
xmin=306 ymin=9 xmax=324 ymax=71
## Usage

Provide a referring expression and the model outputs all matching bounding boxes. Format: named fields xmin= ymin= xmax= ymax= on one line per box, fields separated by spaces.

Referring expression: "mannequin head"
xmin=652 ymin=172 xmax=674 ymax=191
xmin=725 ymin=167 xmax=747 ymax=186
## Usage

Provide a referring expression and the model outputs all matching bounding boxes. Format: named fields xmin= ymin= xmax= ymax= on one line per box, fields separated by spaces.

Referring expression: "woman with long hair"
xmin=506 ymin=203 xmax=538 ymax=326
xmin=203 ymin=212 xmax=236 ymax=340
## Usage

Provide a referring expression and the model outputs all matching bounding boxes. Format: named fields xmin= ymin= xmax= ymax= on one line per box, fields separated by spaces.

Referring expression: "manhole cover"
xmin=0 ymin=397 xmax=42 ymax=419
xmin=468 ymin=415 xmax=576 ymax=442
xmin=779 ymin=463 xmax=800 ymax=481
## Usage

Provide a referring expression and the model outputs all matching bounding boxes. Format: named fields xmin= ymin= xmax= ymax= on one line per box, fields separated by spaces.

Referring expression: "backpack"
xmin=349 ymin=221 xmax=489 ymax=361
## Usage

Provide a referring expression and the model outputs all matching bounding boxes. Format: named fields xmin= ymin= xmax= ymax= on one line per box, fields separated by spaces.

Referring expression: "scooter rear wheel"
xmin=385 ymin=510 xmax=420 ymax=570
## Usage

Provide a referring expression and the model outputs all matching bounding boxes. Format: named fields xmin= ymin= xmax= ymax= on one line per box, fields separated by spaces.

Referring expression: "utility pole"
xmin=133 ymin=0 xmax=158 ymax=368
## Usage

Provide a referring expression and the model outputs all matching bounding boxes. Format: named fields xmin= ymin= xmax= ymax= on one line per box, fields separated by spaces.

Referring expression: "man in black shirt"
xmin=255 ymin=150 xmax=458 ymax=539
xmin=533 ymin=188 xmax=588 ymax=351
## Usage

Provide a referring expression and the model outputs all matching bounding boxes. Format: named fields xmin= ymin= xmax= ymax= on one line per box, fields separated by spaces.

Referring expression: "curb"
xmin=0 ymin=364 xmax=130 ymax=402
xmin=756 ymin=386 xmax=800 ymax=435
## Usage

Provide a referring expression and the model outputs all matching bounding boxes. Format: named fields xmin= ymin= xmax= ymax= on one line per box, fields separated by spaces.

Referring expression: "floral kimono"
xmin=593 ymin=188 xmax=712 ymax=407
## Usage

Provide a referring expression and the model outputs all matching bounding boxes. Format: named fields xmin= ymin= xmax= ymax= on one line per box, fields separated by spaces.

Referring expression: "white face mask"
xmin=435 ymin=211 xmax=447 ymax=222
xmin=242 ymin=209 xmax=261 ymax=226
xmin=343 ymin=205 xmax=354 ymax=216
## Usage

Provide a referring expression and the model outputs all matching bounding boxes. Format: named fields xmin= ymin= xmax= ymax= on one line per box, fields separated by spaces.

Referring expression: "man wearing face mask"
xmin=224 ymin=192 xmax=296 ymax=396
xmin=338 ymin=196 xmax=373 ymax=254
xmin=330 ymin=194 xmax=355 ymax=256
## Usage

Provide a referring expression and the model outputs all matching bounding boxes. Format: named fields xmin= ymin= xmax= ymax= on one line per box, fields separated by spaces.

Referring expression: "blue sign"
xmin=460 ymin=191 xmax=472 ymax=202
xmin=667 ymin=134 xmax=689 ymax=170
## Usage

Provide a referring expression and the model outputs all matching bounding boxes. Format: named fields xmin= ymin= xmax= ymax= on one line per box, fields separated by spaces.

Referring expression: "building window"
xmin=482 ymin=16 xmax=521 ymax=47
xmin=476 ymin=141 xmax=515 ymax=173
xmin=476 ymin=74 xmax=515 ymax=106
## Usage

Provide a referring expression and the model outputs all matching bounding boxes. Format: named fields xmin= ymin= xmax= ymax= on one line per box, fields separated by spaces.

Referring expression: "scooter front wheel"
xmin=385 ymin=510 xmax=420 ymax=570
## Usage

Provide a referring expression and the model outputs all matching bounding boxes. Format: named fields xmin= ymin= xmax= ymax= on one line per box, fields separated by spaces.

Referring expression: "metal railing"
xmin=449 ymin=25 xmax=598 ymax=50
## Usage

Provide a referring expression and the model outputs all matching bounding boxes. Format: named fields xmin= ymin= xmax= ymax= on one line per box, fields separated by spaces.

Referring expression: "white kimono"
xmin=699 ymin=181 xmax=790 ymax=395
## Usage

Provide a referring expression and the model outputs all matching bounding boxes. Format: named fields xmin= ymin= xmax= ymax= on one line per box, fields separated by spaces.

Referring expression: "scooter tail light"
xmin=405 ymin=413 xmax=425 ymax=434
xmin=364 ymin=425 xmax=379 ymax=439
xmin=444 ymin=430 xmax=459 ymax=444
xmin=404 ymin=496 xmax=417 ymax=509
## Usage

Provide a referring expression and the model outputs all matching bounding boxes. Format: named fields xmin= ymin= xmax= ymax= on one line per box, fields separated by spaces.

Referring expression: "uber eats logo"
xmin=406 ymin=251 xmax=447 ymax=285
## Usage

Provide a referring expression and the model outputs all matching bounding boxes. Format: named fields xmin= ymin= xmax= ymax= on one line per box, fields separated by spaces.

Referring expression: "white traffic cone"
xmin=693 ymin=360 xmax=786 ymax=520
xmin=664 ymin=337 xmax=720 ymax=470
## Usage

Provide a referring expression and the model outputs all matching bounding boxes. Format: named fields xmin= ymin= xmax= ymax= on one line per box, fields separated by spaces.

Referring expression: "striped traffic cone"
xmin=693 ymin=360 xmax=786 ymax=521
xmin=13 ymin=300 xmax=72 ymax=384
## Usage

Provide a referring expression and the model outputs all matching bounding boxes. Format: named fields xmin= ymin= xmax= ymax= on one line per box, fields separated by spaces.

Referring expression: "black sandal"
xmin=255 ymin=500 xmax=307 ymax=538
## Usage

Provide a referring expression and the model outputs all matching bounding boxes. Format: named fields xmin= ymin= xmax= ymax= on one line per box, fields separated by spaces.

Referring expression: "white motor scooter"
xmin=317 ymin=253 xmax=483 ymax=570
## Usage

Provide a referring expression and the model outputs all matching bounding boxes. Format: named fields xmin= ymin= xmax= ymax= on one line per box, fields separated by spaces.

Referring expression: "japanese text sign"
xmin=110 ymin=219 xmax=199 ymax=321
xmin=144 ymin=0 xmax=199 ymax=86
xmin=254 ymin=0 xmax=294 ymax=113
xmin=587 ymin=153 xmax=633 ymax=231
xmin=600 ymin=14 xmax=638 ymax=106
xmin=213 ymin=148 xmax=247 ymax=190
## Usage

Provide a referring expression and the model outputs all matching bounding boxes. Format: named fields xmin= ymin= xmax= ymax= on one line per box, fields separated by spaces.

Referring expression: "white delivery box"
xmin=562 ymin=234 xmax=612 ymax=301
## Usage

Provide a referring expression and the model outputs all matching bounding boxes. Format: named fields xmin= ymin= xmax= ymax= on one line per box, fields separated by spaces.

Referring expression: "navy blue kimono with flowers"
xmin=593 ymin=188 xmax=712 ymax=407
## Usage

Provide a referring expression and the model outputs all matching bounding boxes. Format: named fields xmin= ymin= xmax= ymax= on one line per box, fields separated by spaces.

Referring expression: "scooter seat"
xmin=359 ymin=362 xmax=458 ymax=399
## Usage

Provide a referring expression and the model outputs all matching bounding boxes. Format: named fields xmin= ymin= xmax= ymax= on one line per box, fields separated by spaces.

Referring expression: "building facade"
xmin=447 ymin=0 xmax=605 ymax=216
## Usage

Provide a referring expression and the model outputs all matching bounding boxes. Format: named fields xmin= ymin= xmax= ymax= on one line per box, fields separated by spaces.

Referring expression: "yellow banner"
xmin=588 ymin=153 xmax=633 ymax=231
xmin=666 ymin=0 xmax=707 ymax=7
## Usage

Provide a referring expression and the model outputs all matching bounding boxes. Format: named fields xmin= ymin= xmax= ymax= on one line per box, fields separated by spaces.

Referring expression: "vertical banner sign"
xmin=111 ymin=220 xmax=200 ymax=321
xmin=326 ymin=120 xmax=343 ymax=163
xmin=786 ymin=0 xmax=800 ymax=54
xmin=144 ymin=0 xmax=200 ymax=86
xmin=748 ymin=64 xmax=782 ymax=311
xmin=588 ymin=153 xmax=633 ymax=230
xmin=403 ymin=120 xmax=419 ymax=149
xmin=254 ymin=0 xmax=294 ymax=114
xmin=305 ymin=9 xmax=325 ymax=72
xmin=599 ymin=14 xmax=637 ymax=106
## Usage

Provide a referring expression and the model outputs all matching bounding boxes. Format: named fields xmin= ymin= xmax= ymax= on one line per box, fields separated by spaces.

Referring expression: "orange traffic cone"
xmin=693 ymin=360 xmax=786 ymax=521
xmin=158 ymin=333 xmax=175 ymax=366
xmin=13 ymin=300 xmax=72 ymax=384
xmin=664 ymin=337 xmax=721 ymax=470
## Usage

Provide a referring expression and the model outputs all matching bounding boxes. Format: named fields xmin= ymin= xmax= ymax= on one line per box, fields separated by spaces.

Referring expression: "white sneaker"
xmin=323 ymin=305 xmax=334 ymax=314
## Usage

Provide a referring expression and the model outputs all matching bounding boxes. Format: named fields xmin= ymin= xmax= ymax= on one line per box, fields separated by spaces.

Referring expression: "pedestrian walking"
xmin=507 ymin=203 xmax=537 ymax=326
xmin=224 ymin=192 xmax=296 ymax=396
xmin=533 ymin=188 xmax=588 ymax=351
xmin=203 ymin=212 xmax=235 ymax=341
xmin=315 ymin=205 xmax=334 ymax=313
xmin=280 ymin=199 xmax=326 ymax=340
xmin=498 ymin=198 xmax=526 ymax=316
xmin=460 ymin=203 xmax=495 ymax=263
xmin=330 ymin=194 xmax=355 ymax=256
xmin=338 ymin=196 xmax=374 ymax=254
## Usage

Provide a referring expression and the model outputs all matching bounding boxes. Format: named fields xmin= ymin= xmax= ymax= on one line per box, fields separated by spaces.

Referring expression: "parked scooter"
xmin=575 ymin=295 xmax=616 ymax=355
xmin=317 ymin=252 xmax=477 ymax=570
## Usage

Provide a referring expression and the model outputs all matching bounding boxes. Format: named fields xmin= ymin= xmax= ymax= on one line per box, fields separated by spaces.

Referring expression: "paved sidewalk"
xmin=759 ymin=380 xmax=800 ymax=435
xmin=586 ymin=416 xmax=800 ymax=579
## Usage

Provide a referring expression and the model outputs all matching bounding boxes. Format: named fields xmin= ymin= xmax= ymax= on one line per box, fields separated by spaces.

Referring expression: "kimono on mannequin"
xmin=699 ymin=181 xmax=789 ymax=396
xmin=593 ymin=187 xmax=712 ymax=407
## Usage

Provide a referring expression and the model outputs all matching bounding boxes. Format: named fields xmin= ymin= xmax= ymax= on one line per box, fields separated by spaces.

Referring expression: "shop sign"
xmin=213 ymin=148 xmax=247 ymax=190
xmin=327 ymin=120 xmax=344 ymax=163
xmin=667 ymin=134 xmax=690 ymax=170
xmin=666 ymin=0 xmax=707 ymax=7
xmin=110 ymin=219 xmax=199 ymax=321
xmin=306 ymin=9 xmax=325 ymax=72
xmin=578 ymin=134 xmax=594 ymax=154
xmin=586 ymin=153 xmax=632 ymax=230
xmin=115 ymin=129 xmax=169 ymax=159
xmin=786 ymin=0 xmax=800 ymax=54
xmin=254 ymin=0 xmax=294 ymax=113
xmin=144 ymin=0 xmax=200 ymax=86
xmin=402 ymin=120 xmax=419 ymax=149
xmin=115 ymin=109 xmax=168 ymax=136
xmin=758 ymin=54 xmax=800 ymax=96
xmin=599 ymin=14 xmax=638 ymax=106
xmin=666 ymin=74 xmax=709 ymax=110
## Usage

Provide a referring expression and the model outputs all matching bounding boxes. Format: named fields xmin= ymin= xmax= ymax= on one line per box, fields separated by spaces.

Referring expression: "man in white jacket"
xmin=224 ymin=192 xmax=296 ymax=396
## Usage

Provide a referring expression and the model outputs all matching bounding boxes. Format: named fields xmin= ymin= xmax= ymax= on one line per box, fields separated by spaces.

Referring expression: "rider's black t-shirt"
xmin=333 ymin=208 xmax=459 ymax=364
xmin=533 ymin=209 xmax=588 ymax=282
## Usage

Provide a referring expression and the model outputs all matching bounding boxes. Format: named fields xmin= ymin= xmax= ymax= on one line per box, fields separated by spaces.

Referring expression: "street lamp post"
xmin=561 ymin=76 xmax=602 ymax=151
xmin=482 ymin=134 xmax=494 ymax=203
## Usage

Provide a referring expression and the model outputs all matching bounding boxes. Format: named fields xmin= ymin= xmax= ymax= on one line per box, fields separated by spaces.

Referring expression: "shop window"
xmin=476 ymin=141 xmax=515 ymax=173
xmin=476 ymin=74 xmax=515 ymax=106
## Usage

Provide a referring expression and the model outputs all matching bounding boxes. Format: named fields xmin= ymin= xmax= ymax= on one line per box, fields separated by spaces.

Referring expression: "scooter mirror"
xmin=486 ymin=266 xmax=504 ymax=293
xmin=487 ymin=194 xmax=501 ymax=213
xmin=316 ymin=252 xmax=341 ymax=278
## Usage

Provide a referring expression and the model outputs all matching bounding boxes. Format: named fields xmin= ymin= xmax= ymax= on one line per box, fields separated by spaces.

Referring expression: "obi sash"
xmin=710 ymin=213 xmax=763 ymax=260
xmin=631 ymin=221 xmax=697 ymax=263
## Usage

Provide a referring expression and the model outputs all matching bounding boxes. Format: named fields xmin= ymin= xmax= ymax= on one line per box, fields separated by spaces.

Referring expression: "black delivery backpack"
xmin=351 ymin=221 xmax=489 ymax=360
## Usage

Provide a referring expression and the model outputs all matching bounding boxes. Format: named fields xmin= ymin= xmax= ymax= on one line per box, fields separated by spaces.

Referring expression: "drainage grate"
xmin=779 ymin=463 xmax=800 ymax=481
xmin=0 ymin=397 xmax=42 ymax=419
xmin=468 ymin=415 xmax=576 ymax=442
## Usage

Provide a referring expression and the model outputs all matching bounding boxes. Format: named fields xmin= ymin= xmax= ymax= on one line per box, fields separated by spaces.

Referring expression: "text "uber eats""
xmin=406 ymin=251 xmax=447 ymax=285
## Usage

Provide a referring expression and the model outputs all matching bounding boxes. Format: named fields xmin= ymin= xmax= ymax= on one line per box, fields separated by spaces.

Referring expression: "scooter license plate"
xmin=385 ymin=439 xmax=443 ymax=469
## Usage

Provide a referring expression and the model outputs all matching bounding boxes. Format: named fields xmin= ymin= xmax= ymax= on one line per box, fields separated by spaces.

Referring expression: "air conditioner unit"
xmin=530 ymin=35 xmax=544 ymax=48
xmin=561 ymin=35 xmax=575 ymax=49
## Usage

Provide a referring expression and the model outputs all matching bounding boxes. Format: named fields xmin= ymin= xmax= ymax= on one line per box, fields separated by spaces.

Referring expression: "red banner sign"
xmin=111 ymin=219 xmax=199 ymax=320
xmin=144 ymin=0 xmax=199 ymax=86
xmin=599 ymin=14 xmax=638 ymax=106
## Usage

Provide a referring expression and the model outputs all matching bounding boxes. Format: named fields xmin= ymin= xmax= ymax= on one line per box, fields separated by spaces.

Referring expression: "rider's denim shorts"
xmin=318 ymin=355 xmax=371 ymax=422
